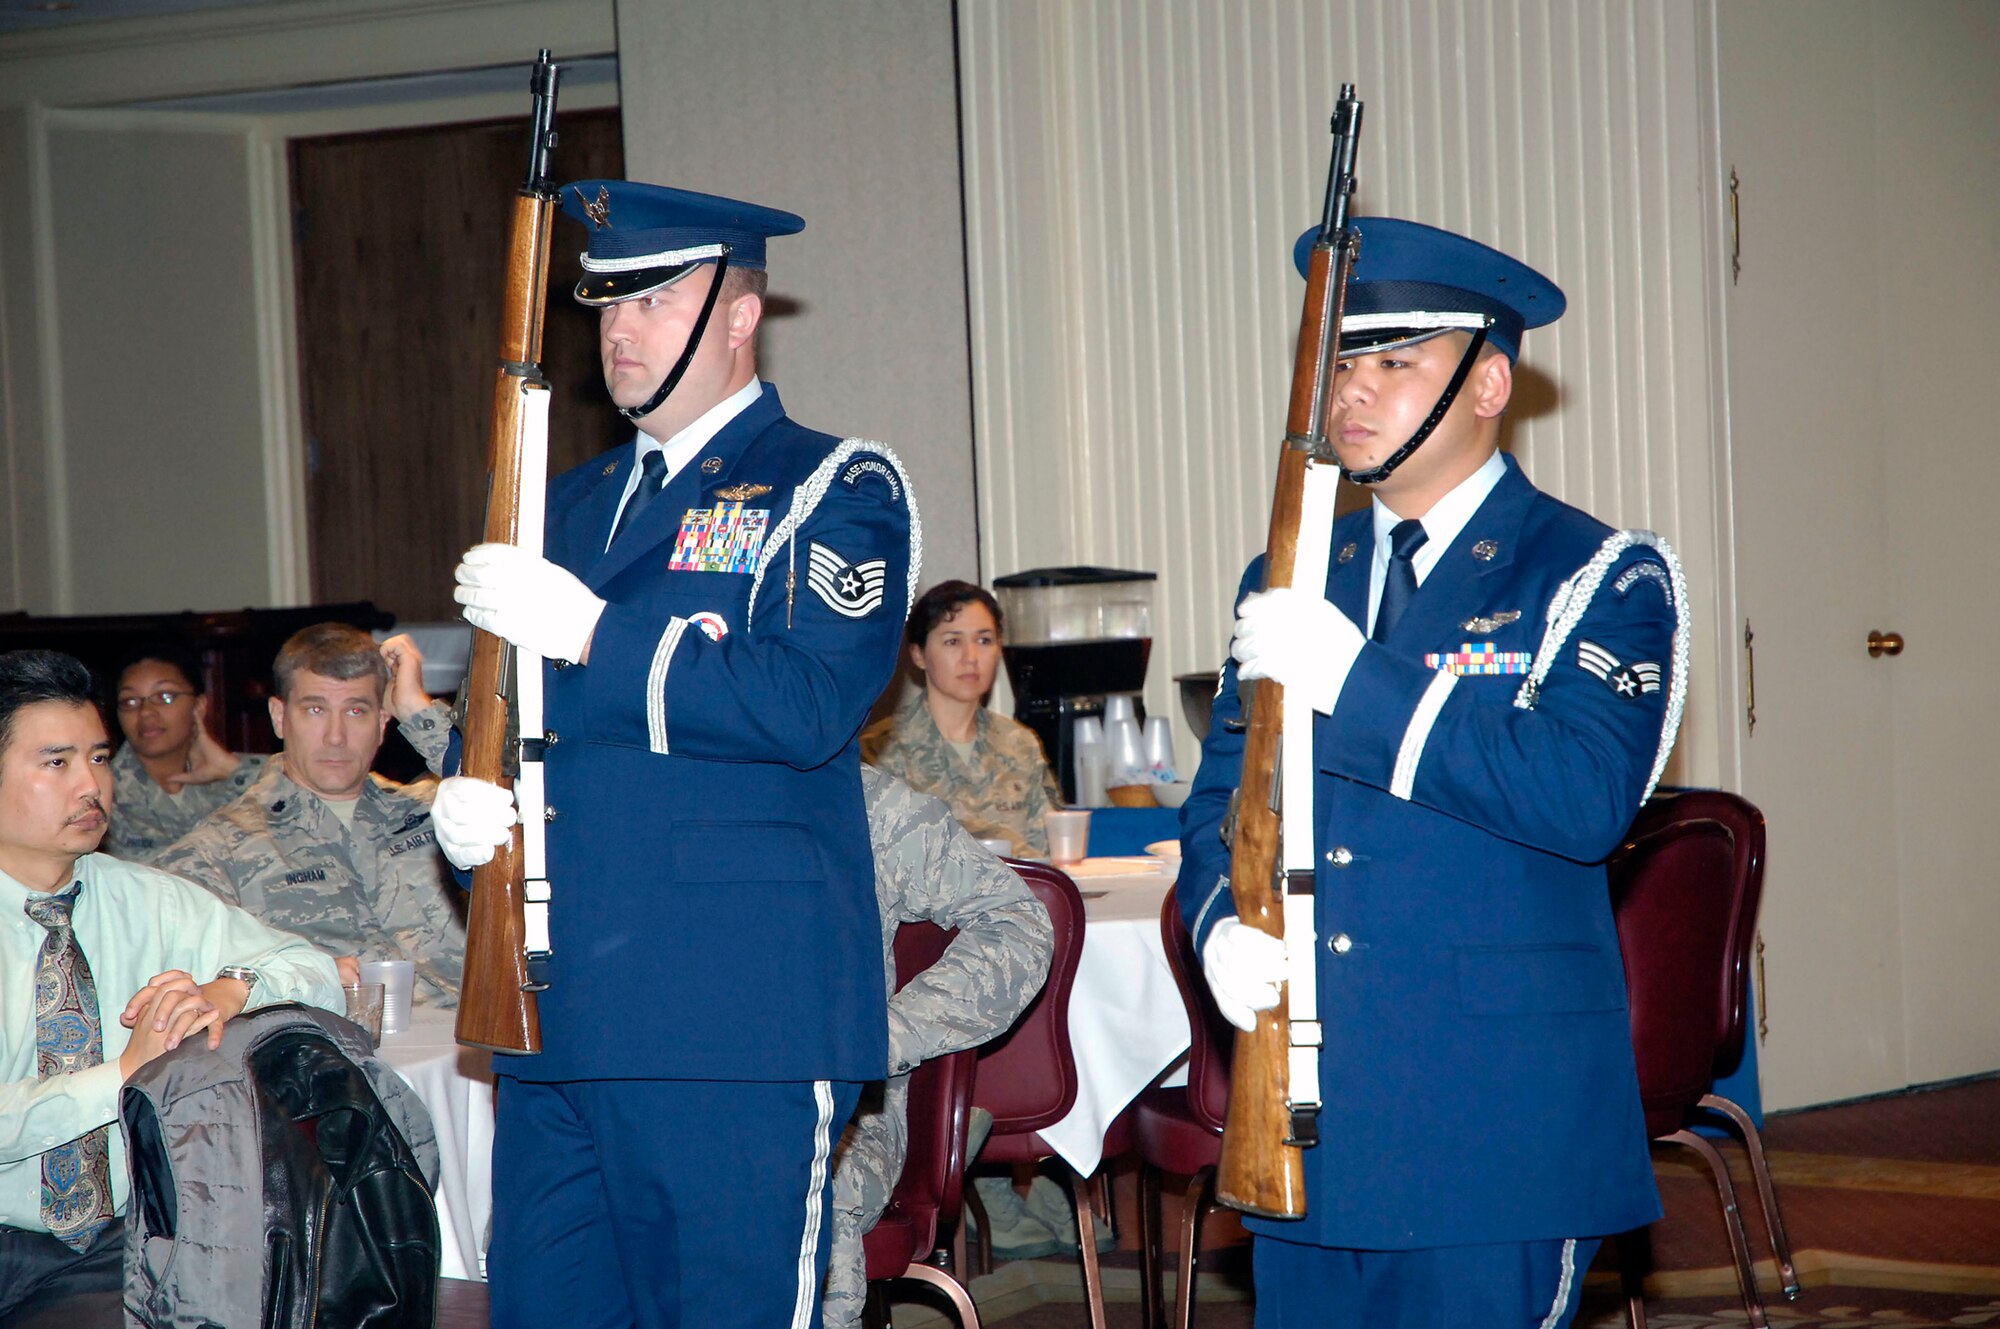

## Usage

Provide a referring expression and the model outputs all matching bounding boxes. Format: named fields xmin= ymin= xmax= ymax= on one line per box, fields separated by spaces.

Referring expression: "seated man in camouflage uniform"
xmin=156 ymin=625 xmax=465 ymax=1006
xmin=821 ymin=766 xmax=1054 ymax=1329
xmin=103 ymin=642 xmax=267 ymax=864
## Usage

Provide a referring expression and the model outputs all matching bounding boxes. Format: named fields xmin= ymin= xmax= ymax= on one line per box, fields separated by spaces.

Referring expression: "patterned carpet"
xmin=437 ymin=1075 xmax=2000 ymax=1327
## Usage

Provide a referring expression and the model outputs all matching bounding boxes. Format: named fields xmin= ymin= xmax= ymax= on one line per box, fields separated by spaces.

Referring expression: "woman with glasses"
xmin=103 ymin=642 xmax=265 ymax=862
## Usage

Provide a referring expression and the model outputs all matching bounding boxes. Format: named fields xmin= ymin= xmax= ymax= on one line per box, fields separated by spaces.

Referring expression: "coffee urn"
xmin=991 ymin=566 xmax=1156 ymax=803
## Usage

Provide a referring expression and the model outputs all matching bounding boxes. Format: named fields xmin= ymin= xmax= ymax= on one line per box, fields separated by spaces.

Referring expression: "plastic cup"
xmin=359 ymin=959 xmax=416 ymax=1035
xmin=1046 ymin=809 xmax=1091 ymax=865
xmin=342 ymin=982 xmax=385 ymax=1043
xmin=1105 ymin=716 xmax=1147 ymax=786
xmin=1142 ymin=715 xmax=1178 ymax=781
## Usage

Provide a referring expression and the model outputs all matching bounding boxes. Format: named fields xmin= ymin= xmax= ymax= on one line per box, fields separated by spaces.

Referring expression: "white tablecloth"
xmin=375 ymin=1012 xmax=495 ymax=1281
xmin=1036 ymin=858 xmax=1192 ymax=1175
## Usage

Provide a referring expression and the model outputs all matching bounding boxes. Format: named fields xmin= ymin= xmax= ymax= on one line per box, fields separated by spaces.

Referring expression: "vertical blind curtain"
xmin=957 ymin=0 xmax=1726 ymax=786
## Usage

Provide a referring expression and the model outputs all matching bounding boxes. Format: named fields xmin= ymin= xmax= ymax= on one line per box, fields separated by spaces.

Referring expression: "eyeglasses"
xmin=116 ymin=690 xmax=193 ymax=712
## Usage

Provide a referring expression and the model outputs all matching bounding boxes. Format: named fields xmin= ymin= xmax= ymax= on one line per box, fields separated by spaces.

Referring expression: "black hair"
xmin=0 ymin=650 xmax=100 ymax=760
xmin=905 ymin=580 xmax=1005 ymax=649
xmin=115 ymin=639 xmax=206 ymax=696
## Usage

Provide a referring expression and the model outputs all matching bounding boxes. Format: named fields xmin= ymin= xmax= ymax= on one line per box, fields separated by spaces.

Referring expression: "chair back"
xmin=889 ymin=922 xmax=975 ymax=1236
xmin=1159 ymin=887 xmax=1232 ymax=1135
xmin=969 ymin=861 xmax=1087 ymax=1135
xmin=1608 ymin=789 xmax=1767 ymax=1138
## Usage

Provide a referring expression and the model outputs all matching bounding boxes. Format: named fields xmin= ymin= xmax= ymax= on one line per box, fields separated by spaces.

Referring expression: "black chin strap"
xmin=1342 ymin=325 xmax=1490 ymax=486
xmin=618 ymin=251 xmax=734 ymax=422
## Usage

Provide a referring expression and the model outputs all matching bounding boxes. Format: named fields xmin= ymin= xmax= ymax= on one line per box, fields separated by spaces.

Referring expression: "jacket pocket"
xmin=671 ymin=821 xmax=826 ymax=885
xmin=1455 ymin=942 xmax=1624 ymax=1016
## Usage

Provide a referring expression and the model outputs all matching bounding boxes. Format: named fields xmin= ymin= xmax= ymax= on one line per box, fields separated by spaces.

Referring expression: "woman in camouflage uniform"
xmin=861 ymin=580 xmax=1062 ymax=858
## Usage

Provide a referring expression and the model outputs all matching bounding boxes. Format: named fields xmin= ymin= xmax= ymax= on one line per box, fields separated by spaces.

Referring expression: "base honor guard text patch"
xmin=1577 ymin=639 xmax=1662 ymax=698
xmin=670 ymin=502 xmax=768 ymax=574
xmin=1425 ymin=642 xmax=1533 ymax=675
xmin=806 ymin=541 xmax=888 ymax=618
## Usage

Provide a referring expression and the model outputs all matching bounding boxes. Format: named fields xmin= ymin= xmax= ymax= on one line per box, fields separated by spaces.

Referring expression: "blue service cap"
xmin=1292 ymin=217 xmax=1564 ymax=362
xmin=562 ymin=179 xmax=805 ymax=305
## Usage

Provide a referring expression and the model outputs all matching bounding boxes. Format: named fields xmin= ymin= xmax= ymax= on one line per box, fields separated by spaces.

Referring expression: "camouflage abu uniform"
xmin=154 ymin=702 xmax=467 ymax=1008
xmin=104 ymin=741 xmax=267 ymax=863
xmin=822 ymin=766 xmax=1054 ymax=1329
xmin=861 ymin=689 xmax=1063 ymax=857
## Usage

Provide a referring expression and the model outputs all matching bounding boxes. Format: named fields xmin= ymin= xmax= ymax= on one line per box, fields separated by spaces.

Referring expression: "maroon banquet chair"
xmin=1131 ymin=888 xmax=1232 ymax=1329
xmin=861 ymin=921 xmax=982 ymax=1328
xmin=961 ymin=860 xmax=1111 ymax=1329
xmin=1609 ymin=789 xmax=1796 ymax=1329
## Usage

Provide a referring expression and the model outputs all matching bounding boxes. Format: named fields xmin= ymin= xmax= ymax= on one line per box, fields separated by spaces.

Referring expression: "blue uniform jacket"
xmin=520 ymin=385 xmax=917 ymax=1084
xmin=1180 ymin=455 xmax=1670 ymax=1249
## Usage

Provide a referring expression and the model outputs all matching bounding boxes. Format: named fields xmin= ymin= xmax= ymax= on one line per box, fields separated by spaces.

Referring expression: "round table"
xmin=1036 ymin=856 xmax=1192 ymax=1175
xmin=374 ymin=1011 xmax=495 ymax=1281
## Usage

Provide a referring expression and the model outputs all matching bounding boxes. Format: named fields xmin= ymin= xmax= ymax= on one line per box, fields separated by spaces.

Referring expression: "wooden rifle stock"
xmin=456 ymin=50 xmax=561 ymax=1055
xmin=1216 ymin=86 xmax=1363 ymax=1219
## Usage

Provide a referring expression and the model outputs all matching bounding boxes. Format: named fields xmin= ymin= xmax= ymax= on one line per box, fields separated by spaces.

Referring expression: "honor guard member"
xmin=103 ymin=643 xmax=267 ymax=864
xmin=1181 ymin=218 xmax=1689 ymax=1329
xmin=434 ymin=181 xmax=920 ymax=1329
xmin=821 ymin=766 xmax=1051 ymax=1329
xmin=156 ymin=627 xmax=463 ymax=1005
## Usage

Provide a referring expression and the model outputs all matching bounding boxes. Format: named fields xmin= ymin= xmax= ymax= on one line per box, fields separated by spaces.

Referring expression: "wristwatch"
xmin=217 ymin=965 xmax=260 ymax=993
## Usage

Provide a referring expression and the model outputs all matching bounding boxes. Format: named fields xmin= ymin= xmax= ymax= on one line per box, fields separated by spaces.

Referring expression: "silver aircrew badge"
xmin=1460 ymin=610 xmax=1521 ymax=633
xmin=700 ymin=457 xmax=723 ymax=475
xmin=1337 ymin=542 xmax=1358 ymax=565
xmin=1471 ymin=539 xmax=1499 ymax=561
xmin=715 ymin=483 xmax=772 ymax=501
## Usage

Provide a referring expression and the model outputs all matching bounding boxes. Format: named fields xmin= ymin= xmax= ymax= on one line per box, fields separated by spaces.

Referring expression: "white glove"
xmin=1231 ymin=587 xmax=1365 ymax=715
xmin=454 ymin=543 xmax=607 ymax=664
xmin=1200 ymin=916 xmax=1288 ymax=1033
xmin=430 ymin=775 xmax=519 ymax=870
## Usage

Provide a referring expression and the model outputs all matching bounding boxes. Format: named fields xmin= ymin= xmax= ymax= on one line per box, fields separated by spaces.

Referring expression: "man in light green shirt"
xmin=0 ymin=649 xmax=341 ymax=1325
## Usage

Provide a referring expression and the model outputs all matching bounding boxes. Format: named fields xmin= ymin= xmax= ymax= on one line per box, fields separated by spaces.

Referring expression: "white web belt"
xmin=514 ymin=383 xmax=553 ymax=970
xmin=1277 ymin=459 xmax=1341 ymax=1124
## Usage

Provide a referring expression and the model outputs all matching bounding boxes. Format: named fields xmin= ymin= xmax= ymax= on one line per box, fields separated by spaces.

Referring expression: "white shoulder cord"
xmin=747 ymin=439 xmax=924 ymax=632
xmin=1512 ymin=530 xmax=1691 ymax=801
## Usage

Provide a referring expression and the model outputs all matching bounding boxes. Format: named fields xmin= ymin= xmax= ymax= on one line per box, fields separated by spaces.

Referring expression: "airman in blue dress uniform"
xmin=437 ymin=182 xmax=921 ymax=1329
xmin=1181 ymin=217 xmax=1689 ymax=1328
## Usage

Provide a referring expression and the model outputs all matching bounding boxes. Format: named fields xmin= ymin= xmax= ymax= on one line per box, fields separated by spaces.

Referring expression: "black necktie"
xmin=1372 ymin=518 xmax=1429 ymax=642
xmin=610 ymin=449 xmax=669 ymax=548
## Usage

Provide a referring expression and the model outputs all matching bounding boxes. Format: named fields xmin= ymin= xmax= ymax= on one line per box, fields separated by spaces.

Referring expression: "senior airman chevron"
xmin=806 ymin=541 xmax=887 ymax=618
xmin=1576 ymin=638 xmax=1661 ymax=698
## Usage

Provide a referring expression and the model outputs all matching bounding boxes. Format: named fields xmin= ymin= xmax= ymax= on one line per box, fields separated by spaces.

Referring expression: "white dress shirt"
xmin=603 ymin=377 xmax=765 ymax=551
xmin=1365 ymin=449 xmax=1507 ymax=635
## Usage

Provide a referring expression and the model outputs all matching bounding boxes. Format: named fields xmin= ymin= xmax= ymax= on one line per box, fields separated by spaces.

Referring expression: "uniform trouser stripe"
xmin=791 ymin=1079 xmax=837 ymax=1329
xmin=1536 ymin=1238 xmax=1579 ymax=1329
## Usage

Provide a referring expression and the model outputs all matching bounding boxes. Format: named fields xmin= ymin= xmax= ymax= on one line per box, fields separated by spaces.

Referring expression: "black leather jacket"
xmin=122 ymin=1003 xmax=440 ymax=1329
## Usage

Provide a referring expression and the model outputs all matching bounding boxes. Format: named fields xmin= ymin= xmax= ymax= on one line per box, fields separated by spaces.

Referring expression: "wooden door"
xmin=1720 ymin=0 xmax=2000 ymax=1107
xmin=290 ymin=110 xmax=626 ymax=620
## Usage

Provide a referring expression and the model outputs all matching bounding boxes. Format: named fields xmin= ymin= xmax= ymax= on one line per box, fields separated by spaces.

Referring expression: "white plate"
xmin=1144 ymin=839 xmax=1182 ymax=859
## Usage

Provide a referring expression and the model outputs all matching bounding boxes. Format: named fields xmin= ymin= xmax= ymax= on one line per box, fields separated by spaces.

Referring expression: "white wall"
xmin=613 ymin=0 xmax=981 ymax=592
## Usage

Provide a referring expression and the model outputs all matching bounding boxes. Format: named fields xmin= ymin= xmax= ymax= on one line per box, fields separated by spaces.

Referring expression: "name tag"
xmin=1424 ymin=642 xmax=1534 ymax=676
xmin=670 ymin=502 xmax=769 ymax=574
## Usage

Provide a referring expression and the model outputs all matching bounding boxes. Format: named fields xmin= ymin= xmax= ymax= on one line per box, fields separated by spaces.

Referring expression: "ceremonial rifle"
xmin=1217 ymin=85 xmax=1364 ymax=1218
xmin=456 ymin=49 xmax=561 ymax=1055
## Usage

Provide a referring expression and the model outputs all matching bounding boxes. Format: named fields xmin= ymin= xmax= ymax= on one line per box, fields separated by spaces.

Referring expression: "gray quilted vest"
xmin=119 ymin=1003 xmax=442 ymax=1328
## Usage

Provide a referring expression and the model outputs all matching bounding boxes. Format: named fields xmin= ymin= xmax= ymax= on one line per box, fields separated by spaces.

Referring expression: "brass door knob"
xmin=1867 ymin=630 xmax=1905 ymax=658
